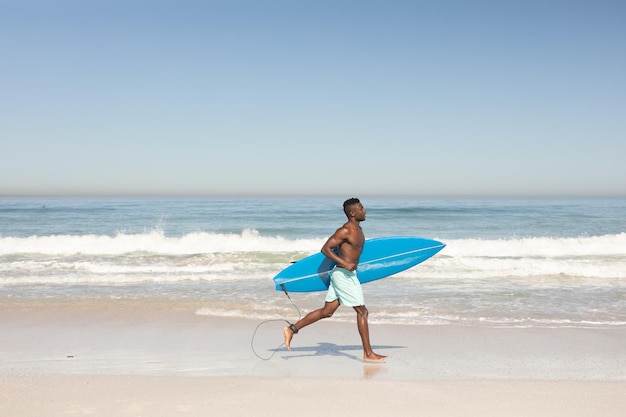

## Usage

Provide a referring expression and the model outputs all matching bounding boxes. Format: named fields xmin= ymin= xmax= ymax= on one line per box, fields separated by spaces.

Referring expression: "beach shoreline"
xmin=1 ymin=298 xmax=624 ymax=416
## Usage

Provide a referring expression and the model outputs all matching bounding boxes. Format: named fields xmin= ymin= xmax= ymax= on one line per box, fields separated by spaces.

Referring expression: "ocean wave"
xmin=441 ymin=233 xmax=626 ymax=257
xmin=1 ymin=232 xmax=624 ymax=285
xmin=1 ymin=230 xmax=624 ymax=257
xmin=0 ymin=229 xmax=325 ymax=256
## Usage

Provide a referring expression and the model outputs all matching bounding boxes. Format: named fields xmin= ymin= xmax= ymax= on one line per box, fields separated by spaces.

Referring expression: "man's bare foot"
xmin=283 ymin=326 xmax=294 ymax=351
xmin=363 ymin=353 xmax=387 ymax=363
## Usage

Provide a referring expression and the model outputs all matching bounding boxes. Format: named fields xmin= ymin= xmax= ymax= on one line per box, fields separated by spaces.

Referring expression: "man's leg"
xmin=353 ymin=305 xmax=387 ymax=362
xmin=284 ymin=300 xmax=340 ymax=351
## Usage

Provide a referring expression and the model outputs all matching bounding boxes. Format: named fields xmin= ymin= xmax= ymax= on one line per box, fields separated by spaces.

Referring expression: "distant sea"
xmin=1 ymin=197 xmax=624 ymax=328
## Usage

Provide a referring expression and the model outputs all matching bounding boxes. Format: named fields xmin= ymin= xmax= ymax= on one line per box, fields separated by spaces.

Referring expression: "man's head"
xmin=343 ymin=198 xmax=366 ymax=221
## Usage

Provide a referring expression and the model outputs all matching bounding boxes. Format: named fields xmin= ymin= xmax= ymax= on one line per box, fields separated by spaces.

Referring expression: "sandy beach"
xmin=1 ymin=298 xmax=625 ymax=416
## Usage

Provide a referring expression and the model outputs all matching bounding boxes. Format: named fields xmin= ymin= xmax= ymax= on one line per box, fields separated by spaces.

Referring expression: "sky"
xmin=1 ymin=0 xmax=625 ymax=197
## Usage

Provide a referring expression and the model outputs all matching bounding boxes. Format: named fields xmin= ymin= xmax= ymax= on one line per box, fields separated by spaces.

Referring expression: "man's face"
xmin=352 ymin=203 xmax=366 ymax=221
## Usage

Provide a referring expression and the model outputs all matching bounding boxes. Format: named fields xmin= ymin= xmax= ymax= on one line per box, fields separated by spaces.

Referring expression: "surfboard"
xmin=273 ymin=236 xmax=445 ymax=292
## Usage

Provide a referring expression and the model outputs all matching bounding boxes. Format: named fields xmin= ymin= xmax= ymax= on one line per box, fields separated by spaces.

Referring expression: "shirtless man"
xmin=283 ymin=198 xmax=387 ymax=363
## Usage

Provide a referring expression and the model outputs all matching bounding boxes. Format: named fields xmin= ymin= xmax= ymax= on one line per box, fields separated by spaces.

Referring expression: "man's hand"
xmin=342 ymin=261 xmax=358 ymax=271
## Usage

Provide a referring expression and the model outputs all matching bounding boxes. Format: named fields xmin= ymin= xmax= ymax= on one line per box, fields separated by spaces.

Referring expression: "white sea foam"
xmin=1 ymin=230 xmax=623 ymax=257
xmin=0 ymin=229 xmax=325 ymax=256
xmin=1 ymin=232 xmax=624 ymax=283
xmin=442 ymin=233 xmax=626 ymax=257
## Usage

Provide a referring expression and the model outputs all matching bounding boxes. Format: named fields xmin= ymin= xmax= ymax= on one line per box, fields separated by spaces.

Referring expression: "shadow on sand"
xmin=281 ymin=342 xmax=405 ymax=362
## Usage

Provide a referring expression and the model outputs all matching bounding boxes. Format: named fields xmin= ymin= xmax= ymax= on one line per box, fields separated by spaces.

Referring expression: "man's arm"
xmin=321 ymin=227 xmax=357 ymax=271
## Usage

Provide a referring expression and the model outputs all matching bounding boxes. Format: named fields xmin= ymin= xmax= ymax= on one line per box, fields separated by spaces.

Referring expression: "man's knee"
xmin=354 ymin=306 xmax=368 ymax=318
xmin=321 ymin=309 xmax=335 ymax=318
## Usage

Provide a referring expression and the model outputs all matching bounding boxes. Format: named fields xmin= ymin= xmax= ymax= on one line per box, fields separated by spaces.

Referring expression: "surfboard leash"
xmin=280 ymin=283 xmax=302 ymax=321
xmin=250 ymin=284 xmax=302 ymax=361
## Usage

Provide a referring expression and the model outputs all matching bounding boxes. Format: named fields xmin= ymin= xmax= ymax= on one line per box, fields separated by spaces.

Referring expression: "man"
xmin=283 ymin=198 xmax=387 ymax=363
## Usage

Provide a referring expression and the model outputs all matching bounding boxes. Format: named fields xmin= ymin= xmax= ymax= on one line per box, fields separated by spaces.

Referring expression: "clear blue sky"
xmin=1 ymin=0 xmax=625 ymax=197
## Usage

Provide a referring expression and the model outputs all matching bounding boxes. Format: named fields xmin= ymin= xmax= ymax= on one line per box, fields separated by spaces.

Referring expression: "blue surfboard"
xmin=273 ymin=236 xmax=445 ymax=292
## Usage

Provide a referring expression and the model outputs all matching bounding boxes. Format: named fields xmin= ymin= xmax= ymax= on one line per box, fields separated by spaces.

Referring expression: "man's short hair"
xmin=343 ymin=197 xmax=360 ymax=216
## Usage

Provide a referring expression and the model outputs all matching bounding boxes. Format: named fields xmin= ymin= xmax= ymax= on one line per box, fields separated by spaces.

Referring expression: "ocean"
xmin=1 ymin=197 xmax=624 ymax=328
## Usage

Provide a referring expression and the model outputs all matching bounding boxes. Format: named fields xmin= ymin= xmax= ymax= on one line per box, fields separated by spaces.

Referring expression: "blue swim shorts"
xmin=325 ymin=267 xmax=365 ymax=307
